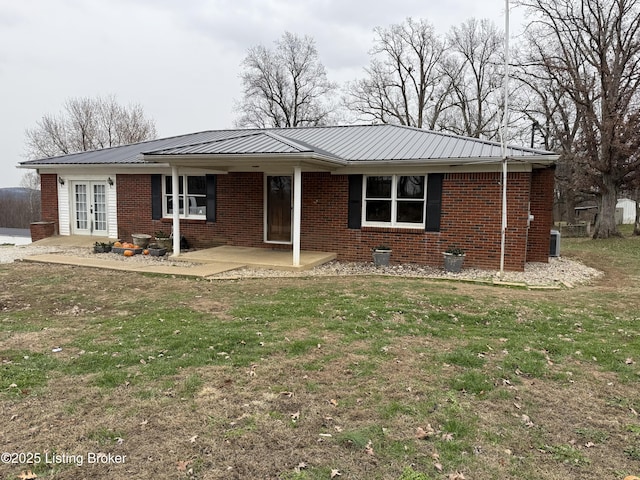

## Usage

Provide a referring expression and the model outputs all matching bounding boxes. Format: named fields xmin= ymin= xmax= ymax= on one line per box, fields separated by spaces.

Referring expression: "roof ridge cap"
xmin=142 ymin=130 xmax=280 ymax=153
xmin=264 ymin=131 xmax=314 ymax=152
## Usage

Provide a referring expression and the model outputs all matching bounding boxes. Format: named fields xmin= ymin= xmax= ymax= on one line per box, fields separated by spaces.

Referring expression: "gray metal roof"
xmin=20 ymin=124 xmax=556 ymax=167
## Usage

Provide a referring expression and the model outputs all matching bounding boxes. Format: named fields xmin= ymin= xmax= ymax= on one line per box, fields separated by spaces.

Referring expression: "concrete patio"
xmin=23 ymin=236 xmax=337 ymax=278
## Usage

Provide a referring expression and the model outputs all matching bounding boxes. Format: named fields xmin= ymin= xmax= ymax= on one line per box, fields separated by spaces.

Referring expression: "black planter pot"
xmin=443 ymin=253 xmax=465 ymax=273
xmin=372 ymin=249 xmax=392 ymax=266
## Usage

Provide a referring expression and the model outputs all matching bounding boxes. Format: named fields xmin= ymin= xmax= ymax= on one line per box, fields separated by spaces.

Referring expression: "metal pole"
xmin=500 ymin=0 xmax=510 ymax=277
xmin=171 ymin=165 xmax=180 ymax=257
xmin=292 ymin=166 xmax=302 ymax=266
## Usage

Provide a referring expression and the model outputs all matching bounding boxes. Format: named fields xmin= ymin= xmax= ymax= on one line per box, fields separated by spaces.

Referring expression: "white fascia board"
xmin=333 ymin=161 xmax=535 ymax=175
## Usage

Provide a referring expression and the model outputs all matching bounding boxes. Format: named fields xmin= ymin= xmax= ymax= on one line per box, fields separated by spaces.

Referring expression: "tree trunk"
xmin=565 ymin=189 xmax=577 ymax=224
xmin=592 ymin=178 xmax=621 ymax=238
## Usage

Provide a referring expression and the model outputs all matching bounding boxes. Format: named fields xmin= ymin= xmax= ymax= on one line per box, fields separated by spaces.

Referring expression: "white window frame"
xmin=362 ymin=175 xmax=427 ymax=228
xmin=162 ymin=175 xmax=207 ymax=219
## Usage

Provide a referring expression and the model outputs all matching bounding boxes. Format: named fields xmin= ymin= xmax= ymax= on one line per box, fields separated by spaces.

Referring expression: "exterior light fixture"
xmin=107 ymin=177 xmax=114 ymax=186
xmin=58 ymin=177 xmax=65 ymax=186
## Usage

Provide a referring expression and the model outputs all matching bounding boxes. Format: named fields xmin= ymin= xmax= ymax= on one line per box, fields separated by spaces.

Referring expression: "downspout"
xmin=171 ymin=165 xmax=181 ymax=257
xmin=499 ymin=0 xmax=510 ymax=277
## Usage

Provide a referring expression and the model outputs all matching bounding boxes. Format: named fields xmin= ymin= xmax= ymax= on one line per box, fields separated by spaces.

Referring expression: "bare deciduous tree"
xmin=235 ymin=32 xmax=337 ymax=128
xmin=25 ymin=95 xmax=157 ymax=159
xmin=513 ymin=41 xmax=585 ymax=222
xmin=19 ymin=171 xmax=41 ymax=223
xmin=517 ymin=0 xmax=640 ymax=238
xmin=439 ymin=18 xmax=504 ymax=140
xmin=345 ymin=18 xmax=450 ymax=129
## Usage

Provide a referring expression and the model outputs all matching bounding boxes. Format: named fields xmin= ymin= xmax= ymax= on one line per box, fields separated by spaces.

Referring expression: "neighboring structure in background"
xmin=616 ymin=198 xmax=637 ymax=225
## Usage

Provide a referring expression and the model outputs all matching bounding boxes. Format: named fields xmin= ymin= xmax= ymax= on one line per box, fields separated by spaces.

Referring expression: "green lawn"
xmin=1 ymin=233 xmax=639 ymax=479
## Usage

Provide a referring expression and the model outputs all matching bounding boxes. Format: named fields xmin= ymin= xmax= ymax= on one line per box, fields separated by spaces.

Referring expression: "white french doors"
xmin=72 ymin=181 xmax=108 ymax=236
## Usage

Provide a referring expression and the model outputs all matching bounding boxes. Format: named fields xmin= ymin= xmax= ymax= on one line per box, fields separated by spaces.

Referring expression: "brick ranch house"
xmin=19 ymin=124 xmax=558 ymax=271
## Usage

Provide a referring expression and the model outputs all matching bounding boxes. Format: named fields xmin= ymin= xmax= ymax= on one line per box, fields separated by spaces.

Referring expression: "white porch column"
xmin=171 ymin=165 xmax=181 ymax=257
xmin=292 ymin=166 xmax=302 ymax=266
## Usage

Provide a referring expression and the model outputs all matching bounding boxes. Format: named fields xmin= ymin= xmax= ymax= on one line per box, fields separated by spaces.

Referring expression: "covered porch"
xmin=141 ymin=130 xmax=348 ymax=267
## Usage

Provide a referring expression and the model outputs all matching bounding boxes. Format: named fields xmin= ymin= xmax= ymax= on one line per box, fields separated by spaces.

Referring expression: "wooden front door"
xmin=266 ymin=175 xmax=292 ymax=243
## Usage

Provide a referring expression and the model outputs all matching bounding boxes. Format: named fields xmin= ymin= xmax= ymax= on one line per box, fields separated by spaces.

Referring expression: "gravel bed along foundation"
xmin=1 ymin=244 xmax=603 ymax=287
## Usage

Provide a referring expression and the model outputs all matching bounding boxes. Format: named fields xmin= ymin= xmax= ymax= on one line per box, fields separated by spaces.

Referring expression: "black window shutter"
xmin=425 ymin=173 xmax=443 ymax=232
xmin=206 ymin=174 xmax=217 ymax=222
xmin=151 ymin=174 xmax=162 ymax=220
xmin=348 ymin=175 xmax=363 ymax=229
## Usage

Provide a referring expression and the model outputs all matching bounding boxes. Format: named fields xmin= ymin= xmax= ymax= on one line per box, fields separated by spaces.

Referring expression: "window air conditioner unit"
xmin=549 ymin=230 xmax=561 ymax=257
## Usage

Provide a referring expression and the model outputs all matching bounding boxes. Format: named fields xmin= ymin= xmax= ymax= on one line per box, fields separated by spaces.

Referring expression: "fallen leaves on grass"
xmin=415 ymin=424 xmax=436 ymax=439
xmin=331 ymin=469 xmax=341 ymax=478
xmin=448 ymin=473 xmax=465 ymax=480
xmin=441 ymin=432 xmax=454 ymax=442
xmin=521 ymin=414 xmax=535 ymax=428
xmin=17 ymin=470 xmax=37 ymax=480
xmin=365 ymin=440 xmax=374 ymax=456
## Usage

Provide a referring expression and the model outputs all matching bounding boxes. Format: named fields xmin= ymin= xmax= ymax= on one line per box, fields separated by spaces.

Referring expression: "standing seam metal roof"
xmin=20 ymin=124 xmax=556 ymax=166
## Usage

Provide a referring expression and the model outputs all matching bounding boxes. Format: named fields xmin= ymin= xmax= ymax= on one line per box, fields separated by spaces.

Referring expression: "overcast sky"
xmin=0 ymin=0 xmax=525 ymax=188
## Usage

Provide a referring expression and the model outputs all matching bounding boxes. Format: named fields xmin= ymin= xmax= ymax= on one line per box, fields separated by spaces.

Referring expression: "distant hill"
xmin=0 ymin=187 xmax=38 ymax=199
xmin=0 ymin=187 xmax=41 ymax=228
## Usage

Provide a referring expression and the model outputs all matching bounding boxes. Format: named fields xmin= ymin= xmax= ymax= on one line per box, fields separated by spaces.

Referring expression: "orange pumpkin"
xmin=113 ymin=241 xmax=122 ymax=247
xmin=123 ymin=249 xmax=135 ymax=257
xmin=143 ymin=249 xmax=149 ymax=255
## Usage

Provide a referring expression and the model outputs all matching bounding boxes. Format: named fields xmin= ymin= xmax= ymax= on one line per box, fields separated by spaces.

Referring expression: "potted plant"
xmin=372 ymin=245 xmax=392 ymax=267
xmin=154 ymin=230 xmax=172 ymax=250
xmin=131 ymin=233 xmax=152 ymax=248
xmin=443 ymin=246 xmax=465 ymax=273
xmin=147 ymin=243 xmax=167 ymax=257
xmin=92 ymin=241 xmax=113 ymax=254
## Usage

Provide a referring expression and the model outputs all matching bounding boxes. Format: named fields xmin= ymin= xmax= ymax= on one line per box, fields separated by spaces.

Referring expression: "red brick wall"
xmin=116 ymin=174 xmax=154 ymax=240
xmin=113 ymin=170 xmax=553 ymax=271
xmin=30 ymin=221 xmax=56 ymax=242
xmin=527 ymin=167 xmax=555 ymax=262
xmin=116 ymin=173 xmax=266 ymax=248
xmin=38 ymin=174 xmax=59 ymax=235
xmin=441 ymin=172 xmax=531 ymax=270
xmin=299 ymin=172 xmax=532 ymax=271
